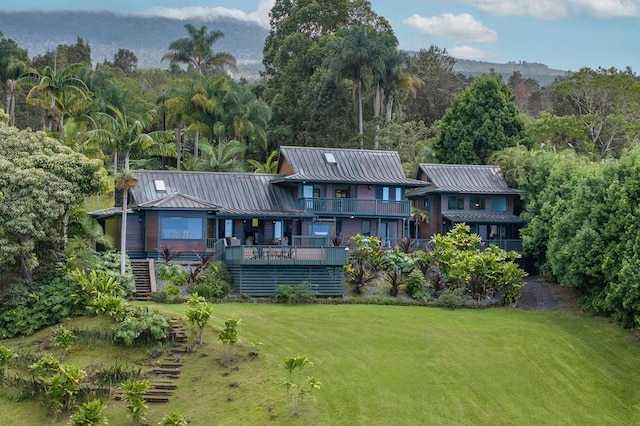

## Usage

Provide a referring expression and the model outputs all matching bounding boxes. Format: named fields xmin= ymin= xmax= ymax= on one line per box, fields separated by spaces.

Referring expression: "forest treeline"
xmin=1 ymin=0 xmax=640 ymax=327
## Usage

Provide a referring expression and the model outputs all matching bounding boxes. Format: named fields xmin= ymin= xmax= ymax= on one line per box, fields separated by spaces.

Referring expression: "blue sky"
xmin=4 ymin=0 xmax=640 ymax=72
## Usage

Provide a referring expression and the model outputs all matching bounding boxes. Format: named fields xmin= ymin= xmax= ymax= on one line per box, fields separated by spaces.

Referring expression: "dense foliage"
xmin=519 ymin=147 xmax=640 ymax=327
xmin=434 ymin=74 xmax=529 ymax=164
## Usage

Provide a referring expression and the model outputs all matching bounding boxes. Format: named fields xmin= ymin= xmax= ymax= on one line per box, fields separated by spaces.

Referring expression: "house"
xmin=91 ymin=147 xmax=427 ymax=296
xmin=406 ymin=164 xmax=525 ymax=251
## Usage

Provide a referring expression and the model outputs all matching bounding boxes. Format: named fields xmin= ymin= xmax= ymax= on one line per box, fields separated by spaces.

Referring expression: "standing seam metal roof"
xmin=277 ymin=146 xmax=426 ymax=186
xmin=128 ymin=170 xmax=309 ymax=216
xmin=415 ymin=164 xmax=521 ymax=194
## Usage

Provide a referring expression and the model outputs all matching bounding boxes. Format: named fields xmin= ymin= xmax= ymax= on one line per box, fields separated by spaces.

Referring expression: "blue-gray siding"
xmin=227 ymin=265 xmax=345 ymax=296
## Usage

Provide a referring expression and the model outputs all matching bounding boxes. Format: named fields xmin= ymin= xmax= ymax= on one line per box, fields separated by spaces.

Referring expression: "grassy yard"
xmin=2 ymin=304 xmax=640 ymax=425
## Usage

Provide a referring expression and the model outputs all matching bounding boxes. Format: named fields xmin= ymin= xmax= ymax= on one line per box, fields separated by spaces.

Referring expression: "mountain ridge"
xmin=0 ymin=11 xmax=567 ymax=84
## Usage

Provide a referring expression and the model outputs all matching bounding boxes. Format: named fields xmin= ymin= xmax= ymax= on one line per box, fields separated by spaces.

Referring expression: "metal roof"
xmin=136 ymin=192 xmax=221 ymax=210
xmin=276 ymin=146 xmax=427 ymax=187
xmin=415 ymin=164 xmax=521 ymax=194
xmin=443 ymin=211 xmax=525 ymax=224
xmin=129 ymin=170 xmax=311 ymax=217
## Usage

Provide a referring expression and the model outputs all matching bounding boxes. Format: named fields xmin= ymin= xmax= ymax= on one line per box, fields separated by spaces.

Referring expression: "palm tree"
xmin=197 ymin=139 xmax=246 ymax=172
xmin=162 ymin=24 xmax=237 ymax=77
xmin=325 ymin=25 xmax=388 ymax=146
xmin=86 ymin=105 xmax=175 ymax=175
xmin=114 ymin=171 xmax=137 ymax=276
xmin=19 ymin=62 xmax=91 ymax=132
xmin=0 ymin=34 xmax=29 ymax=126
xmin=223 ymin=83 xmax=271 ymax=160
xmin=247 ymin=150 xmax=278 ymax=173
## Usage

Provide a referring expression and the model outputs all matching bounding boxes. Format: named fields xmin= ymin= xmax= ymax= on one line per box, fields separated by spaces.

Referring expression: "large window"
xmin=161 ymin=217 xmax=203 ymax=240
xmin=470 ymin=196 xmax=486 ymax=210
xmin=492 ymin=196 xmax=507 ymax=212
xmin=448 ymin=196 xmax=464 ymax=210
xmin=382 ymin=186 xmax=402 ymax=201
xmin=335 ymin=189 xmax=349 ymax=198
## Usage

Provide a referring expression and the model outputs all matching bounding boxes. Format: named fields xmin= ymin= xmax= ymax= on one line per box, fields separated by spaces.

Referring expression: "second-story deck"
xmin=300 ymin=198 xmax=410 ymax=217
xmin=224 ymin=245 xmax=349 ymax=266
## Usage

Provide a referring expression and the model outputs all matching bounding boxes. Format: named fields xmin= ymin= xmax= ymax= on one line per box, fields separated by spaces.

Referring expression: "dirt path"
xmin=517 ymin=275 xmax=579 ymax=311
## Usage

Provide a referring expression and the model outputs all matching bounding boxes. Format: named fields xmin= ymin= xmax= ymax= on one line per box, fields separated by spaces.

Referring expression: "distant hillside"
xmin=0 ymin=11 xmax=268 ymax=79
xmin=0 ymin=11 xmax=567 ymax=85
xmin=454 ymin=59 xmax=568 ymax=86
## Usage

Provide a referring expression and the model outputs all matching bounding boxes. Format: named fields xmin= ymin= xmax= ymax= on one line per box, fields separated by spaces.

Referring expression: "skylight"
xmin=154 ymin=179 xmax=166 ymax=191
xmin=324 ymin=152 xmax=336 ymax=164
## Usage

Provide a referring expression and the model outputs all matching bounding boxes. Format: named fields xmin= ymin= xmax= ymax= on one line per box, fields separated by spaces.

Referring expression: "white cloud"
xmin=449 ymin=0 xmax=640 ymax=20
xmin=447 ymin=45 xmax=497 ymax=61
xmin=136 ymin=0 xmax=274 ymax=28
xmin=403 ymin=13 xmax=498 ymax=43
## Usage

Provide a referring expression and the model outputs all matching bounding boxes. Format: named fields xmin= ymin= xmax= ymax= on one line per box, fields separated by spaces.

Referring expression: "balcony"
xmin=224 ymin=245 xmax=349 ymax=266
xmin=300 ymin=198 xmax=411 ymax=217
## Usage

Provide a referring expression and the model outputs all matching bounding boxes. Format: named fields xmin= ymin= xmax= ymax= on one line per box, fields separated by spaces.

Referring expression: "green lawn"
xmin=2 ymin=304 xmax=640 ymax=425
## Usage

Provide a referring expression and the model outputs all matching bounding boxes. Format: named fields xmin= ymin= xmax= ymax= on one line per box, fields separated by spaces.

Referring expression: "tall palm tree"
xmin=162 ymin=24 xmax=237 ymax=77
xmin=325 ymin=25 xmax=387 ymax=146
xmin=114 ymin=171 xmax=137 ymax=276
xmin=223 ymin=83 xmax=271 ymax=160
xmin=86 ymin=105 xmax=175 ymax=175
xmin=0 ymin=34 xmax=29 ymax=126
xmin=19 ymin=62 xmax=91 ymax=132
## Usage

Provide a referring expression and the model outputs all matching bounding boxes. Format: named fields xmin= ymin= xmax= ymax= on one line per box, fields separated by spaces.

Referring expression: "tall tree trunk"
xmin=16 ymin=235 xmax=33 ymax=282
xmin=175 ymin=124 xmax=182 ymax=171
xmin=357 ymin=80 xmax=363 ymax=149
xmin=194 ymin=131 xmax=199 ymax=158
xmin=120 ymin=188 xmax=128 ymax=276
xmin=385 ymin=96 xmax=394 ymax=123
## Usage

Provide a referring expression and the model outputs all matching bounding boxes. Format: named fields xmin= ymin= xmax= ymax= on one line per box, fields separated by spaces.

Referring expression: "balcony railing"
xmin=300 ymin=198 xmax=410 ymax=217
xmin=224 ymin=245 xmax=349 ymax=266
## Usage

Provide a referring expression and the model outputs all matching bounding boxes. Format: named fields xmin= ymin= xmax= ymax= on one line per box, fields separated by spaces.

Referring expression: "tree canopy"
xmin=433 ymin=73 xmax=529 ymax=164
xmin=0 ymin=126 xmax=107 ymax=281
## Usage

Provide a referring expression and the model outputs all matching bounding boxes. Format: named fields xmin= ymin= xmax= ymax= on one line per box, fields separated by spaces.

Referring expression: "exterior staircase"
xmin=130 ymin=259 xmax=155 ymax=300
xmin=112 ymin=318 xmax=189 ymax=404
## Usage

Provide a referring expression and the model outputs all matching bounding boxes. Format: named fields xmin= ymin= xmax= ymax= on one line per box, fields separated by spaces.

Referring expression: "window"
xmin=224 ymin=219 xmax=233 ymax=238
xmin=324 ymin=152 xmax=337 ymax=164
xmin=335 ymin=189 xmax=348 ymax=198
xmin=470 ymin=196 xmax=486 ymax=210
xmin=274 ymin=221 xmax=283 ymax=239
xmin=361 ymin=220 xmax=371 ymax=236
xmin=448 ymin=196 xmax=464 ymax=210
xmin=492 ymin=196 xmax=507 ymax=212
xmin=153 ymin=179 xmax=166 ymax=191
xmin=308 ymin=223 xmax=329 ymax=236
xmin=161 ymin=217 xmax=203 ymax=240
xmin=382 ymin=186 xmax=402 ymax=201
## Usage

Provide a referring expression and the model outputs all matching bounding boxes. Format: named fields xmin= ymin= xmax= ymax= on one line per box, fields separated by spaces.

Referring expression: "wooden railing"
xmin=300 ymin=198 xmax=410 ymax=217
xmin=224 ymin=245 xmax=349 ymax=266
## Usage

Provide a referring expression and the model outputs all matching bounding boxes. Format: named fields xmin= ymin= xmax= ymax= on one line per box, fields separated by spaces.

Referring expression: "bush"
xmin=272 ymin=282 xmax=318 ymax=304
xmin=404 ymin=270 xmax=431 ymax=301
xmin=437 ymin=287 xmax=467 ymax=308
xmin=0 ymin=274 xmax=85 ymax=338
xmin=151 ymin=285 xmax=185 ymax=304
xmin=188 ymin=261 xmax=232 ymax=299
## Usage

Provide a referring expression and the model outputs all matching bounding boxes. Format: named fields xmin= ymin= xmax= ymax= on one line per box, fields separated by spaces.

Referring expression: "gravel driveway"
xmin=517 ymin=276 xmax=577 ymax=311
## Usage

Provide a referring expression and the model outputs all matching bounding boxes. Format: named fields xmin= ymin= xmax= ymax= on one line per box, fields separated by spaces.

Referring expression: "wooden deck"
xmin=224 ymin=245 xmax=349 ymax=266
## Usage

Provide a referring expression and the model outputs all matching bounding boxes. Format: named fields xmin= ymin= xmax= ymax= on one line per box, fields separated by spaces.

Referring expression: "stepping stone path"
xmin=112 ymin=318 xmax=190 ymax=404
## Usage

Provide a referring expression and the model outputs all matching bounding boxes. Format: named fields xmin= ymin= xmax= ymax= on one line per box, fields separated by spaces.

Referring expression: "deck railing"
xmin=300 ymin=198 xmax=410 ymax=217
xmin=224 ymin=245 xmax=349 ymax=266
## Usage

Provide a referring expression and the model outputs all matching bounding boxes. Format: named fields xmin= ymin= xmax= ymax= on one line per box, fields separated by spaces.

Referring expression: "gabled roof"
xmin=129 ymin=170 xmax=312 ymax=218
xmin=136 ymin=192 xmax=221 ymax=210
xmin=411 ymin=164 xmax=521 ymax=195
xmin=275 ymin=146 xmax=426 ymax=187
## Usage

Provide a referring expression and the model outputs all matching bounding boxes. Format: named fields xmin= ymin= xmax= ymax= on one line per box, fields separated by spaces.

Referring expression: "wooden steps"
xmin=130 ymin=259 xmax=152 ymax=300
xmin=112 ymin=318 xmax=189 ymax=404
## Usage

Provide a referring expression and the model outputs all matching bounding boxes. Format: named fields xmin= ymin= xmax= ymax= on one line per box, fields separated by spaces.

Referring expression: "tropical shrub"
xmin=185 ymin=294 xmax=213 ymax=345
xmin=68 ymin=398 xmax=109 ymax=426
xmin=120 ymin=379 xmax=149 ymax=424
xmin=344 ymin=234 xmax=381 ymax=294
xmin=272 ymin=282 xmax=318 ymax=304
xmin=280 ymin=355 xmax=322 ymax=416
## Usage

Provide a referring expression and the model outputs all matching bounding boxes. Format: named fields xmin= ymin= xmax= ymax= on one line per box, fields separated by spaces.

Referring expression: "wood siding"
xmin=227 ymin=265 xmax=344 ymax=296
